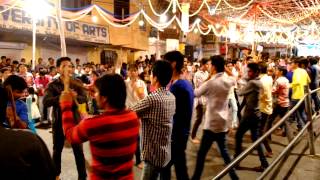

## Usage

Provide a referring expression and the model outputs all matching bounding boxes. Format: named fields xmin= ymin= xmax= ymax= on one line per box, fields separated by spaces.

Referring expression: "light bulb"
xmin=138 ymin=20 xmax=144 ymax=26
xmin=194 ymin=28 xmax=198 ymax=33
xmin=91 ymin=16 xmax=98 ymax=23
xmin=160 ymin=14 xmax=167 ymax=23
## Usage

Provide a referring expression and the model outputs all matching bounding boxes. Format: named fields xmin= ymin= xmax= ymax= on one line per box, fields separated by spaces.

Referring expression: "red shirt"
xmin=35 ymin=76 xmax=50 ymax=96
xmin=60 ymin=99 xmax=139 ymax=180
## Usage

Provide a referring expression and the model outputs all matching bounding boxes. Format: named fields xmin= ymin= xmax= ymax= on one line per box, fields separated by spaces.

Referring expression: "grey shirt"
xmin=238 ymin=77 xmax=262 ymax=117
xmin=195 ymin=73 xmax=235 ymax=133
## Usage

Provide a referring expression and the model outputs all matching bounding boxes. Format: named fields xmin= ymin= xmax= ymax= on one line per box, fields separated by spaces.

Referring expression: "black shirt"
xmin=0 ymin=127 xmax=55 ymax=180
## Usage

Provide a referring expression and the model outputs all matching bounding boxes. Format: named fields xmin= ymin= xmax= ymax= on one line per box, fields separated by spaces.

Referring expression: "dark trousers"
xmin=52 ymin=122 xmax=87 ymax=179
xmin=135 ymin=135 xmax=141 ymax=165
xmin=311 ymin=92 xmax=320 ymax=112
xmin=235 ymin=114 xmax=269 ymax=168
xmin=192 ymin=130 xmax=239 ymax=180
xmin=267 ymin=105 xmax=288 ymax=139
xmin=191 ymin=104 xmax=205 ymax=139
xmin=162 ymin=135 xmax=189 ymax=180
xmin=260 ymin=112 xmax=272 ymax=153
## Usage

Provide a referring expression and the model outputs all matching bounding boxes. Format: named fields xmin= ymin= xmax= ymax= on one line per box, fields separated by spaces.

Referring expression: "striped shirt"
xmin=60 ymin=99 xmax=139 ymax=180
xmin=131 ymin=87 xmax=176 ymax=167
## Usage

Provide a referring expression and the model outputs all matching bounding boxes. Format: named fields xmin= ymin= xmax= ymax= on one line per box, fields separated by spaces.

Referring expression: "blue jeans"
xmin=192 ymin=130 xmax=239 ymax=180
xmin=141 ymin=161 xmax=165 ymax=180
xmin=290 ymin=99 xmax=306 ymax=130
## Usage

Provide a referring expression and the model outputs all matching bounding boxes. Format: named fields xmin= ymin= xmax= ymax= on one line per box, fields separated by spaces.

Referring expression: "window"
xmin=62 ymin=0 xmax=92 ymax=9
xmin=114 ymin=0 xmax=130 ymax=20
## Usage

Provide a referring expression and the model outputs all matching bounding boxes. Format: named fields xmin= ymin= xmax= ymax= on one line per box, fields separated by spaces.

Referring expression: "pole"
xmin=56 ymin=0 xmax=67 ymax=56
xmin=304 ymin=85 xmax=315 ymax=155
xmin=251 ymin=9 xmax=257 ymax=56
xmin=32 ymin=18 xmax=36 ymax=70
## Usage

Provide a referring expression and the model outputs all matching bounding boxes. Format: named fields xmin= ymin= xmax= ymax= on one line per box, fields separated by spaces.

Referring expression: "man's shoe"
xmin=253 ymin=166 xmax=266 ymax=172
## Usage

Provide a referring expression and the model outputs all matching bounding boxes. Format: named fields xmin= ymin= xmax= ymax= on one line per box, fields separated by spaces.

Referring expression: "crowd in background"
xmin=0 ymin=52 xmax=320 ymax=180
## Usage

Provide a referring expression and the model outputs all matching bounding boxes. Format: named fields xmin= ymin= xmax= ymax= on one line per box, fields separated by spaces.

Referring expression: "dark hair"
xmin=200 ymin=58 xmax=209 ymax=66
xmin=128 ymin=64 xmax=138 ymax=71
xmin=210 ymin=55 xmax=225 ymax=73
xmin=49 ymin=66 xmax=56 ymax=72
xmin=1 ymin=67 xmax=11 ymax=73
xmin=12 ymin=60 xmax=19 ymax=64
xmin=310 ymin=57 xmax=318 ymax=65
xmin=163 ymin=51 xmax=184 ymax=74
xmin=94 ymin=74 xmax=126 ymax=109
xmin=91 ymin=70 xmax=99 ymax=77
xmin=27 ymin=87 xmax=36 ymax=102
xmin=1 ymin=56 xmax=6 ymax=60
xmin=3 ymin=75 xmax=27 ymax=91
xmin=258 ymin=62 xmax=268 ymax=74
xmin=151 ymin=60 xmax=173 ymax=87
xmin=56 ymin=57 xmax=71 ymax=67
xmin=277 ymin=66 xmax=287 ymax=76
xmin=247 ymin=63 xmax=260 ymax=74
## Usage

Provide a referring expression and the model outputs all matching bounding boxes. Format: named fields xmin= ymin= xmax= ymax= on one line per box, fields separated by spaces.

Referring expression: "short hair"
xmin=200 ymin=58 xmax=209 ymax=66
xmin=48 ymin=57 xmax=54 ymax=61
xmin=0 ymin=67 xmax=11 ymax=73
xmin=152 ymin=60 xmax=173 ymax=87
xmin=210 ymin=55 xmax=225 ymax=73
xmin=3 ymin=75 xmax=27 ymax=91
xmin=247 ymin=63 xmax=260 ymax=74
xmin=128 ymin=64 xmax=138 ymax=71
xmin=310 ymin=57 xmax=318 ymax=65
xmin=49 ymin=66 xmax=56 ymax=72
xmin=94 ymin=74 xmax=126 ymax=109
xmin=56 ymin=57 xmax=71 ymax=67
xmin=258 ymin=62 xmax=268 ymax=74
xmin=277 ymin=66 xmax=287 ymax=76
xmin=163 ymin=51 xmax=184 ymax=74
xmin=1 ymin=56 xmax=6 ymax=60
xmin=12 ymin=60 xmax=19 ymax=64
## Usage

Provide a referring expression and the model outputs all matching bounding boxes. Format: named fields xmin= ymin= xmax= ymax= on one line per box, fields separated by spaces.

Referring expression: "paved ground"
xmin=37 ymin=117 xmax=320 ymax=180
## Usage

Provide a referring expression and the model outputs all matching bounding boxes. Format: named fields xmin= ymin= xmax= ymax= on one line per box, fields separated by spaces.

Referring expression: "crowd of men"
xmin=0 ymin=52 xmax=319 ymax=180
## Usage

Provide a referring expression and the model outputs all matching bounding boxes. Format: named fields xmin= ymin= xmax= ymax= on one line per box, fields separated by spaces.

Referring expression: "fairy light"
xmin=91 ymin=15 xmax=98 ymax=23
xmin=148 ymin=0 xmax=173 ymax=17
xmin=223 ymin=0 xmax=254 ymax=10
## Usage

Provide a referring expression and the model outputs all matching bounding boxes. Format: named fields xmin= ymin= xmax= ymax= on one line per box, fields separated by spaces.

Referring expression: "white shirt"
xmin=193 ymin=70 xmax=209 ymax=106
xmin=195 ymin=73 xmax=236 ymax=133
xmin=125 ymin=78 xmax=148 ymax=107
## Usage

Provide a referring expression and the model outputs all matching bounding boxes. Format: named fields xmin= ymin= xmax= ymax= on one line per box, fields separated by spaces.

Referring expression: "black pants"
xmin=162 ymin=135 xmax=189 ymax=180
xmin=192 ymin=130 xmax=238 ymax=180
xmin=135 ymin=135 xmax=141 ymax=165
xmin=235 ymin=114 xmax=269 ymax=168
xmin=260 ymin=112 xmax=272 ymax=153
xmin=191 ymin=104 xmax=205 ymax=139
xmin=52 ymin=121 xmax=87 ymax=179
xmin=267 ymin=105 xmax=288 ymax=139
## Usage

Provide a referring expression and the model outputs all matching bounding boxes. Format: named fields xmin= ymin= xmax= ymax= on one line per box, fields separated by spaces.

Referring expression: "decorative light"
xmin=23 ymin=0 xmax=53 ymax=19
xmin=209 ymin=5 xmax=216 ymax=15
xmin=194 ymin=28 xmax=198 ymax=33
xmin=138 ymin=20 xmax=145 ymax=26
xmin=91 ymin=15 xmax=98 ymax=23
xmin=160 ymin=14 xmax=168 ymax=23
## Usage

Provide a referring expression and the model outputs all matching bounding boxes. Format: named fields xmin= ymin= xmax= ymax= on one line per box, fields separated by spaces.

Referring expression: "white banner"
xmin=0 ymin=6 xmax=109 ymax=44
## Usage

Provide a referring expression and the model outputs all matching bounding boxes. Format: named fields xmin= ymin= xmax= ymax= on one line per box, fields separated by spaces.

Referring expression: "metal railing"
xmin=212 ymin=86 xmax=319 ymax=180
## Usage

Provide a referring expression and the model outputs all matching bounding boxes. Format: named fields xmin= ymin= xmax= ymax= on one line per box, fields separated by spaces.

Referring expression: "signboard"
xmin=0 ymin=6 xmax=109 ymax=44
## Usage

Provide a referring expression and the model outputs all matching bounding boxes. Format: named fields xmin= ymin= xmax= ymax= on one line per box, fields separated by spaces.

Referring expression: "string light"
xmin=148 ymin=0 xmax=173 ymax=17
xmin=223 ymin=0 xmax=254 ymax=10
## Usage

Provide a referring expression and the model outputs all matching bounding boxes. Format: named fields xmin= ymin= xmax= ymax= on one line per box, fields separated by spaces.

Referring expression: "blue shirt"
xmin=6 ymin=100 xmax=29 ymax=127
xmin=170 ymin=79 xmax=194 ymax=139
